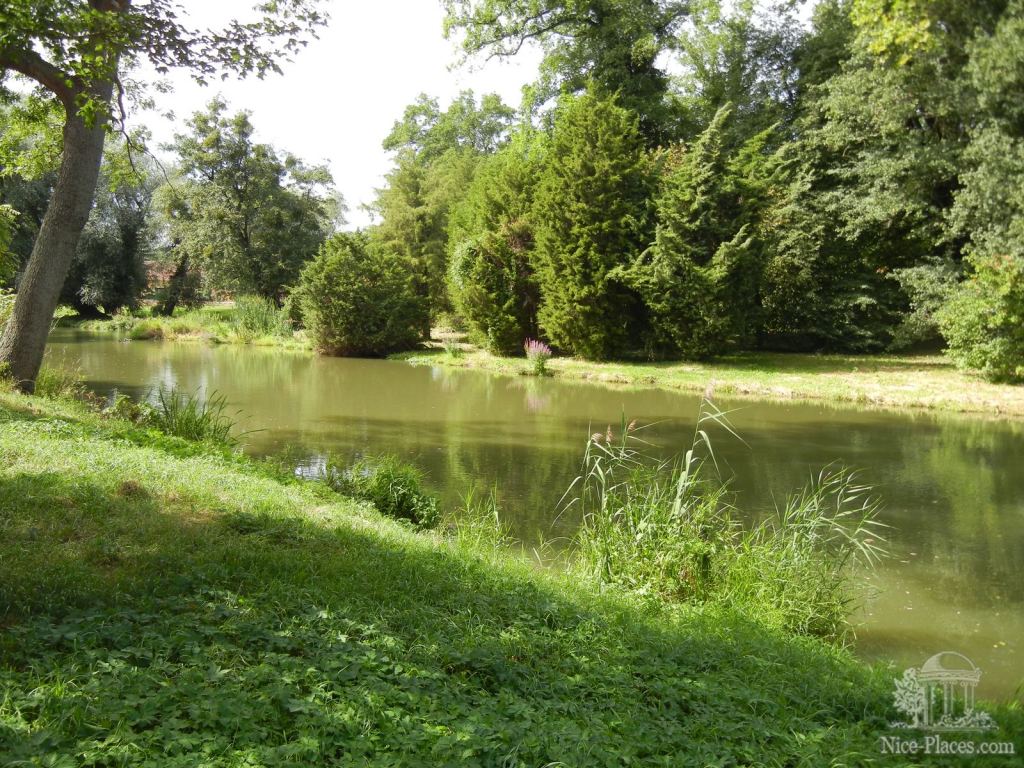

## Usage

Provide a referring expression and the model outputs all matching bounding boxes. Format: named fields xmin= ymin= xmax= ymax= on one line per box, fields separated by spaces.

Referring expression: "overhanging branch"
xmin=0 ymin=47 xmax=78 ymax=108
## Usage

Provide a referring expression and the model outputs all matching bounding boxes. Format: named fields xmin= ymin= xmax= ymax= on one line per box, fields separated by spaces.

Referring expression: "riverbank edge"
xmin=70 ymin=310 xmax=314 ymax=352
xmin=67 ymin=312 xmax=1024 ymax=418
xmin=5 ymin=389 xmax=1020 ymax=763
xmin=395 ymin=348 xmax=1024 ymax=418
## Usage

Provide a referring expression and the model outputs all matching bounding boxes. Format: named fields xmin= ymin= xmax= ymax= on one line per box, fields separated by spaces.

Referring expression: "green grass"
xmin=397 ymin=347 xmax=1024 ymax=417
xmin=146 ymin=387 xmax=240 ymax=445
xmin=75 ymin=303 xmax=311 ymax=351
xmin=74 ymin=305 xmax=1024 ymax=417
xmin=0 ymin=390 xmax=1020 ymax=765
xmin=567 ymin=407 xmax=887 ymax=641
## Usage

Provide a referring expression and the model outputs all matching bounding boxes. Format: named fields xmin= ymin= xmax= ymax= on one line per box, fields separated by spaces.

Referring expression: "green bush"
xmin=568 ymin=406 xmax=886 ymax=640
xmin=939 ymin=253 xmax=1024 ymax=382
xmin=887 ymin=260 xmax=959 ymax=351
xmin=103 ymin=391 xmax=151 ymax=423
xmin=107 ymin=306 xmax=141 ymax=333
xmin=293 ymin=233 xmax=427 ymax=357
xmin=446 ymin=136 xmax=541 ymax=355
xmin=128 ymin=319 xmax=164 ymax=340
xmin=233 ymin=295 xmax=290 ymax=341
xmin=326 ymin=454 xmax=440 ymax=528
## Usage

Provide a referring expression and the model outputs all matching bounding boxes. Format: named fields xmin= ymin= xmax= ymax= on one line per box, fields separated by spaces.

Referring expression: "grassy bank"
xmin=74 ymin=303 xmax=312 ymax=351
xmin=74 ymin=305 xmax=1024 ymax=417
xmin=1 ymin=390 xmax=1020 ymax=765
xmin=399 ymin=347 xmax=1024 ymax=417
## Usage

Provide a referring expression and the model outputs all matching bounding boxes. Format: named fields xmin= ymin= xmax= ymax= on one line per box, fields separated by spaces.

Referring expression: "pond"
xmin=47 ymin=329 xmax=1024 ymax=700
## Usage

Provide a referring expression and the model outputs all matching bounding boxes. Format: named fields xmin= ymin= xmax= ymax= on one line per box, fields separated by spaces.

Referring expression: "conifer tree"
xmin=625 ymin=105 xmax=763 ymax=359
xmin=447 ymin=132 xmax=542 ymax=355
xmin=531 ymin=90 xmax=651 ymax=360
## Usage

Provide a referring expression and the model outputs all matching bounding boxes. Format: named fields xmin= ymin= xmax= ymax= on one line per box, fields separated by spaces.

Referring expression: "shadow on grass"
xmin=0 ymin=467 xmax=1019 ymax=766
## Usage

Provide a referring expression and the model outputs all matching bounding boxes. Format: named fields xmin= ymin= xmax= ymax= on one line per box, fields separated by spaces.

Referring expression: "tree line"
xmin=2 ymin=0 xmax=1023 ymax=385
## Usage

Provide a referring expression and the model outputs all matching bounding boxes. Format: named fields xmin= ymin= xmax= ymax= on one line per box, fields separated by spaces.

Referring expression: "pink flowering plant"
xmin=524 ymin=338 xmax=552 ymax=376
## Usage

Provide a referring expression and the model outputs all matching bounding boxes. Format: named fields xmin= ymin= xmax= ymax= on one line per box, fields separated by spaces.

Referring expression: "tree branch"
xmin=0 ymin=46 xmax=78 ymax=108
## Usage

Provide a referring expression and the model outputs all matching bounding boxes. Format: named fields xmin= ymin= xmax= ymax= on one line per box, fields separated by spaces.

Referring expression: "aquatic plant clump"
xmin=326 ymin=454 xmax=440 ymax=528
xmin=524 ymin=338 xmax=552 ymax=376
xmin=146 ymin=387 xmax=239 ymax=446
xmin=567 ymin=402 xmax=887 ymax=640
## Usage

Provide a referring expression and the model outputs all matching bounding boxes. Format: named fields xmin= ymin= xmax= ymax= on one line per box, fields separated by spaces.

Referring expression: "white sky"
xmin=133 ymin=1 xmax=543 ymax=228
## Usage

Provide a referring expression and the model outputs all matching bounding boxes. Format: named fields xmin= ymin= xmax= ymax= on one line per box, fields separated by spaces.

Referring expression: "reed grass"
xmin=146 ymin=387 xmax=238 ymax=445
xmin=233 ymin=295 xmax=291 ymax=342
xmin=567 ymin=400 xmax=887 ymax=640
xmin=324 ymin=453 xmax=440 ymax=528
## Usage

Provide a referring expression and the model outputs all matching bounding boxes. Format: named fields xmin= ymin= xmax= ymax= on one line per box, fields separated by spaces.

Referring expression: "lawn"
xmin=74 ymin=307 xmax=1024 ymax=418
xmin=399 ymin=347 xmax=1024 ymax=418
xmin=0 ymin=389 xmax=1020 ymax=765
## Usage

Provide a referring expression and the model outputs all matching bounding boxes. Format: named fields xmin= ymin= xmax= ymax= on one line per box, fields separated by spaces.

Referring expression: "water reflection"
xmin=47 ymin=329 xmax=1024 ymax=700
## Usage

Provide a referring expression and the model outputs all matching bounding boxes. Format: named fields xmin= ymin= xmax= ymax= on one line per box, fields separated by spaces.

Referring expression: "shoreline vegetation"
xmin=2 ymin=384 xmax=1021 ymax=764
xmin=73 ymin=304 xmax=314 ymax=351
xmin=69 ymin=307 xmax=1024 ymax=418
xmin=401 ymin=347 xmax=1024 ymax=418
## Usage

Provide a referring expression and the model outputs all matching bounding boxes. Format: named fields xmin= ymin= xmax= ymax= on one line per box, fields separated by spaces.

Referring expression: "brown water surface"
xmin=47 ymin=329 xmax=1024 ymax=700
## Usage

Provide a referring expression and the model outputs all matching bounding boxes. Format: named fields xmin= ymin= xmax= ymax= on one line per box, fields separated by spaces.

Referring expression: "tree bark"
xmin=0 ymin=84 xmax=112 ymax=392
xmin=156 ymin=251 xmax=191 ymax=317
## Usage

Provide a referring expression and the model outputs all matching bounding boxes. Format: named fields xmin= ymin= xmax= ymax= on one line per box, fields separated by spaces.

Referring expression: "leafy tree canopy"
xmin=0 ymin=0 xmax=328 ymax=390
xmin=443 ymin=0 xmax=689 ymax=141
xmin=165 ymin=98 xmax=336 ymax=301
xmin=383 ymin=90 xmax=516 ymax=162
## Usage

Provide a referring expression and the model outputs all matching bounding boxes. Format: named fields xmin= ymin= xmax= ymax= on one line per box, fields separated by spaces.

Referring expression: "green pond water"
xmin=47 ymin=329 xmax=1024 ymax=700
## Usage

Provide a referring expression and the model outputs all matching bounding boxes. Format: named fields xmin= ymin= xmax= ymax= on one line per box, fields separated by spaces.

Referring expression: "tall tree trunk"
xmin=156 ymin=251 xmax=191 ymax=317
xmin=0 ymin=85 xmax=111 ymax=393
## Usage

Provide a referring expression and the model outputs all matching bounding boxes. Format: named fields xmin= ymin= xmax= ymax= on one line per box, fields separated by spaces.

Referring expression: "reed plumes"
xmin=568 ymin=400 xmax=886 ymax=640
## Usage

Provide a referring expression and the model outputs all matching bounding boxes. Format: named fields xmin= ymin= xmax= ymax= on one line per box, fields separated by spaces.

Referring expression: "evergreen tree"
xmin=293 ymin=233 xmax=427 ymax=357
xmin=624 ymin=105 xmax=766 ymax=359
xmin=531 ymin=90 xmax=651 ymax=360
xmin=447 ymin=132 xmax=543 ymax=355
xmin=373 ymin=91 xmax=515 ymax=324
xmin=372 ymin=149 xmax=478 ymax=324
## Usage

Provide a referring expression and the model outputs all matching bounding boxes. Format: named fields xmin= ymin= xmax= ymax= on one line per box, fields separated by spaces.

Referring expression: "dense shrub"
xmin=446 ymin=135 xmax=542 ymax=355
xmin=293 ymin=233 xmax=427 ymax=357
xmin=233 ymin=295 xmax=290 ymax=341
xmin=624 ymin=106 xmax=764 ymax=359
xmin=327 ymin=454 xmax=440 ymax=528
xmin=939 ymin=253 xmax=1024 ymax=382
xmin=887 ymin=260 xmax=959 ymax=351
xmin=531 ymin=89 xmax=651 ymax=360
